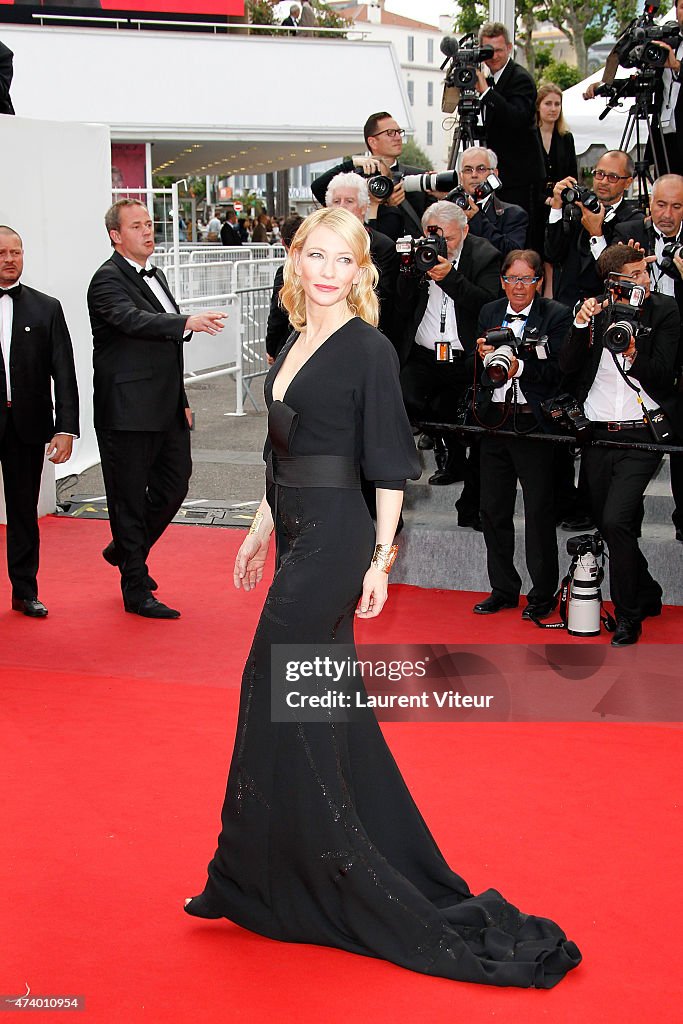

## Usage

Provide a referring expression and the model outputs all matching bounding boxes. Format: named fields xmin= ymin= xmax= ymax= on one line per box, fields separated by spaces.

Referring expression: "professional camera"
xmin=480 ymin=327 xmax=519 ymax=387
xmin=440 ymin=34 xmax=494 ymax=90
xmin=565 ymin=533 xmax=606 ymax=637
xmin=560 ymin=184 xmax=601 ymax=214
xmin=658 ymin=240 xmax=683 ymax=278
xmin=446 ymin=173 xmax=501 ymax=210
xmin=396 ymin=225 xmax=448 ymax=274
xmin=540 ymin=393 xmax=592 ymax=439
xmin=612 ymin=1 xmax=681 ymax=72
xmin=603 ymin=275 xmax=648 ymax=353
xmin=366 ymin=169 xmax=458 ymax=202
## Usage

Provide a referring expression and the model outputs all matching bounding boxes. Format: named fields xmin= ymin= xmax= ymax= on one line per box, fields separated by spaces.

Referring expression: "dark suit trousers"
xmin=583 ymin=427 xmax=663 ymax=620
xmin=480 ymin=412 xmax=559 ymax=604
xmin=96 ymin=416 xmax=191 ymax=603
xmin=0 ymin=411 xmax=45 ymax=599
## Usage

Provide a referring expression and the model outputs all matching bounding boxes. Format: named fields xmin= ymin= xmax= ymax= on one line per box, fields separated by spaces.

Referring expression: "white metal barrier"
xmin=232 ymin=258 xmax=285 ymax=408
xmin=181 ymin=293 xmax=245 ymax=415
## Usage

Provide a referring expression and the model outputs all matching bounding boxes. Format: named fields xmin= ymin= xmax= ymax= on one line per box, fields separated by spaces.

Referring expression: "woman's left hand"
xmin=355 ymin=567 xmax=389 ymax=619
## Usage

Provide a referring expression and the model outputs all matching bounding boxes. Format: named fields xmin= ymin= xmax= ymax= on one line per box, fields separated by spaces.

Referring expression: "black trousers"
xmin=583 ymin=426 xmax=663 ymax=621
xmin=96 ymin=415 xmax=191 ymax=604
xmin=670 ymin=451 xmax=683 ymax=531
xmin=0 ymin=411 xmax=45 ymax=600
xmin=479 ymin=412 xmax=559 ymax=604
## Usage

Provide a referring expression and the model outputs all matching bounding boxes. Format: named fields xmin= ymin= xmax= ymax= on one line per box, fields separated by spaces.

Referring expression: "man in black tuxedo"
xmin=220 ymin=210 xmax=242 ymax=247
xmin=474 ymin=22 xmax=545 ymax=219
xmin=472 ymin=249 xmax=571 ymax=620
xmin=281 ymin=4 xmax=301 ymax=29
xmin=0 ymin=225 xmax=79 ymax=617
xmin=545 ymin=150 xmax=645 ymax=310
xmin=88 ymin=200 xmax=226 ymax=619
xmin=561 ymin=245 xmax=679 ymax=645
xmin=311 ymin=111 xmax=435 ymax=241
xmin=612 ymin=173 xmax=683 ymax=541
xmin=395 ymin=201 xmax=500 ymax=520
xmin=0 ymin=40 xmax=14 ymax=115
xmin=455 ymin=146 xmax=528 ymax=255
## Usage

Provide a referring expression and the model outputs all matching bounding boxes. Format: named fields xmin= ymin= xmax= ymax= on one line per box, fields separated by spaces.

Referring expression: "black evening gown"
xmin=187 ymin=319 xmax=581 ymax=988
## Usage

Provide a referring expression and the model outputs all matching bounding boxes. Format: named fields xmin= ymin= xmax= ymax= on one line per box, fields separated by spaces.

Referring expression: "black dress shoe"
xmin=610 ymin=618 xmax=642 ymax=647
xmin=473 ymin=594 xmax=519 ymax=614
xmin=457 ymin=512 xmax=483 ymax=531
xmin=417 ymin=432 xmax=435 ymax=450
xmin=428 ymin=467 xmax=464 ymax=485
xmin=102 ymin=544 xmax=158 ymax=591
xmin=522 ymin=598 xmax=557 ymax=621
xmin=12 ymin=597 xmax=48 ymax=618
xmin=560 ymin=514 xmax=595 ymax=531
xmin=124 ymin=596 xmax=180 ymax=619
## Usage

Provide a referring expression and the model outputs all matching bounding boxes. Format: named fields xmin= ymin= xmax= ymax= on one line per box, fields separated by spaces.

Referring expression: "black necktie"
xmin=139 ymin=267 xmax=157 ymax=279
xmin=0 ymin=284 xmax=21 ymax=298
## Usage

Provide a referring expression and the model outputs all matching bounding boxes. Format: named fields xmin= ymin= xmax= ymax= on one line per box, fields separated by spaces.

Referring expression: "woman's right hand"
xmin=234 ymin=535 xmax=270 ymax=591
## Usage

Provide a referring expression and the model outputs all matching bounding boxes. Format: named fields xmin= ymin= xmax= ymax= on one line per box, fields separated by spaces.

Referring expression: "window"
xmin=407 ymin=80 xmax=414 ymax=106
xmin=427 ymin=38 xmax=434 ymax=63
xmin=427 ymin=81 xmax=434 ymax=107
xmin=427 ymin=121 xmax=433 ymax=146
xmin=407 ymin=36 xmax=414 ymax=62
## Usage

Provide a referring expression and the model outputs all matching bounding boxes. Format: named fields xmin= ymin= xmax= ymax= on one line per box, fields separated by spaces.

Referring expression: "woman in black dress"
xmin=184 ymin=207 xmax=581 ymax=988
xmin=533 ymin=82 xmax=579 ymax=269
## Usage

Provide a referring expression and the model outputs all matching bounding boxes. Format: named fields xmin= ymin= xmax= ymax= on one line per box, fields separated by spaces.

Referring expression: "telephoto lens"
xmin=403 ymin=171 xmax=458 ymax=194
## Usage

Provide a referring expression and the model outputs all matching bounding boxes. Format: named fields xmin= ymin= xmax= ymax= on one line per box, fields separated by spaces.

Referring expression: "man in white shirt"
xmin=560 ymin=244 xmax=679 ymax=645
xmin=88 ymin=200 xmax=226 ymax=618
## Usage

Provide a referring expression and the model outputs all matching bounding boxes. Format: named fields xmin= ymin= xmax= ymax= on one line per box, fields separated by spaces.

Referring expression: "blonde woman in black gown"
xmin=185 ymin=207 xmax=581 ymax=989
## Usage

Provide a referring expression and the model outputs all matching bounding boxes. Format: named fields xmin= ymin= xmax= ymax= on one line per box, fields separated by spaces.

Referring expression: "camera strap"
xmin=398 ymin=199 xmax=424 ymax=236
xmin=609 ymin=351 xmax=669 ymax=441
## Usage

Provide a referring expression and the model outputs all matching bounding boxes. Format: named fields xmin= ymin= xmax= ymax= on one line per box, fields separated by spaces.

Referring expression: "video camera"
xmin=603 ymin=274 xmax=650 ymax=353
xmin=364 ymin=170 xmax=458 ymax=202
xmin=440 ymin=33 xmax=493 ymax=115
xmin=396 ymin=225 xmax=448 ymax=275
xmin=612 ymin=1 xmax=681 ymax=72
xmin=447 ymin=173 xmax=501 ymax=210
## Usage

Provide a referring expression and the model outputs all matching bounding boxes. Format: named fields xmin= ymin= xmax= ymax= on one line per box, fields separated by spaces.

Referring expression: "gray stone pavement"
xmin=57 ymin=374 xmax=269 ymax=508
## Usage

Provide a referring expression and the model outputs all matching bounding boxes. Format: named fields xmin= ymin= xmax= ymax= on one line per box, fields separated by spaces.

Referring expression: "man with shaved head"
xmin=0 ymin=225 xmax=79 ymax=616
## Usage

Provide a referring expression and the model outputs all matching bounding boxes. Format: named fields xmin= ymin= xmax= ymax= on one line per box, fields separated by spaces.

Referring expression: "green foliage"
xmin=247 ymin=0 xmax=276 ymax=24
xmin=312 ymin=1 xmax=350 ymax=31
xmin=402 ymin=137 xmax=431 ymax=169
xmin=539 ymin=61 xmax=582 ymax=90
xmin=454 ymin=0 xmax=488 ymax=36
xmin=534 ymin=43 xmax=555 ymax=78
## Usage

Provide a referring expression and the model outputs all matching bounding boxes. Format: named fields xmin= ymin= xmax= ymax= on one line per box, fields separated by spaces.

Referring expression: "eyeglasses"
xmin=370 ymin=128 xmax=405 ymax=139
xmin=502 ymin=275 xmax=540 ymax=285
xmin=593 ymin=169 xmax=631 ymax=183
xmin=461 ymin=164 xmax=490 ymax=175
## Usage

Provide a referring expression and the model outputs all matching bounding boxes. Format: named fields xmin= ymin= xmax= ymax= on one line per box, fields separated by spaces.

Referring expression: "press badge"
xmin=435 ymin=341 xmax=452 ymax=362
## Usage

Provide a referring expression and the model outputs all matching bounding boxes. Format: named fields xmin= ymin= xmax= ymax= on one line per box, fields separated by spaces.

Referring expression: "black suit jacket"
xmin=540 ymin=129 xmax=578 ymax=197
xmin=477 ymin=294 xmax=572 ymax=426
xmin=220 ymin=221 xmax=242 ymax=247
xmin=545 ymin=199 xmax=645 ymax=309
xmin=0 ymin=284 xmax=79 ymax=445
xmin=311 ymin=159 xmax=433 ymax=240
xmin=467 ymin=195 xmax=528 ymax=255
xmin=479 ymin=61 xmax=545 ymax=188
xmin=88 ymin=251 xmax=190 ymax=432
xmin=394 ymin=233 xmax=501 ymax=365
xmin=0 ymin=40 xmax=14 ymax=115
xmin=560 ymin=291 xmax=680 ymax=431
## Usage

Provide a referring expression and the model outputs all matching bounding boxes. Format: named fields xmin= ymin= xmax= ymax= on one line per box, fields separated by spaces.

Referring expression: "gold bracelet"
xmin=248 ymin=510 xmax=264 ymax=536
xmin=371 ymin=543 xmax=399 ymax=574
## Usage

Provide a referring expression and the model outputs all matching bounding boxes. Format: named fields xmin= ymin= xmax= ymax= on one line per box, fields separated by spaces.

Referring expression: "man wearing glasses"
xmin=311 ymin=112 xmax=434 ymax=241
xmin=545 ymin=150 xmax=645 ymax=310
xmin=560 ymin=245 xmax=679 ymax=645
xmin=473 ymin=250 xmax=571 ymax=620
xmin=456 ymin=146 xmax=528 ymax=256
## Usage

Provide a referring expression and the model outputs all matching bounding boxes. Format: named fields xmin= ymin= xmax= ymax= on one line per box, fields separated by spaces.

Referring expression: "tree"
xmin=402 ymin=137 xmax=431 ymax=169
xmin=541 ymin=0 xmax=637 ymax=79
xmin=454 ymin=0 xmax=488 ymax=36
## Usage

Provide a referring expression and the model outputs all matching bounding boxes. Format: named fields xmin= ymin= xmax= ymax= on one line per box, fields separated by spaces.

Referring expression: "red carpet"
xmin=1 ymin=517 xmax=681 ymax=1022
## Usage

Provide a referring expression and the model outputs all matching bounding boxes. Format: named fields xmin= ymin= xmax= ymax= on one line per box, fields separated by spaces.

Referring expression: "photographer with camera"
xmin=560 ymin=244 xmax=679 ymax=645
xmin=395 ymin=202 xmax=500 ymax=519
xmin=472 ymin=250 xmax=571 ymax=619
xmin=471 ymin=22 xmax=545 ymax=221
xmin=311 ymin=112 xmax=441 ymax=242
xmin=545 ymin=151 xmax=645 ymax=309
xmin=450 ymin=146 xmax=528 ymax=256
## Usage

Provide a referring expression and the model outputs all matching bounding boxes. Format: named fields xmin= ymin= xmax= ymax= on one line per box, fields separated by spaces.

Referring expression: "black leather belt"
xmin=594 ymin=419 xmax=648 ymax=431
xmin=267 ymin=453 xmax=360 ymax=489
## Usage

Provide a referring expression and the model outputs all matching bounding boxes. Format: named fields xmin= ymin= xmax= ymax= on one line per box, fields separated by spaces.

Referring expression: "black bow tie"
xmin=505 ymin=313 xmax=527 ymax=322
xmin=139 ymin=266 xmax=157 ymax=279
xmin=658 ymin=233 xmax=679 ymax=243
xmin=0 ymin=284 xmax=21 ymax=298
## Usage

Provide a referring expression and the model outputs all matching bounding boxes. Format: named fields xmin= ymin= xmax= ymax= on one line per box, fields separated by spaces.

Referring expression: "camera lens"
xmin=603 ymin=321 xmax=633 ymax=353
xmin=367 ymin=175 xmax=395 ymax=201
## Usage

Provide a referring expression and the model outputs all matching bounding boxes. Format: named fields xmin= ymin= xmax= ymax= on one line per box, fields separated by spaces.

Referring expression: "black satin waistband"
xmin=267 ymin=453 xmax=360 ymax=489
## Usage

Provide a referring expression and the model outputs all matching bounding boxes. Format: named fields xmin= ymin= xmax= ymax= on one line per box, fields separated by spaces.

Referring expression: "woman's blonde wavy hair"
xmin=280 ymin=206 xmax=379 ymax=332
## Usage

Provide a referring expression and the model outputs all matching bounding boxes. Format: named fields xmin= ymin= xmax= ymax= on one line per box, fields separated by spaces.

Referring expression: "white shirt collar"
xmin=123 ymin=256 xmax=152 ymax=274
xmin=505 ymin=300 xmax=533 ymax=318
xmin=493 ymin=58 xmax=511 ymax=84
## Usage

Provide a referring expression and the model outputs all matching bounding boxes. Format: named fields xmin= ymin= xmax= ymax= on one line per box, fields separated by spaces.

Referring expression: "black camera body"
xmin=567 ymin=533 xmax=604 ymax=558
xmin=440 ymin=34 xmax=494 ymax=89
xmin=603 ymin=275 xmax=649 ymax=353
xmin=659 ymin=240 xmax=683 ymax=278
xmin=446 ymin=173 xmax=501 ymax=210
xmin=560 ymin=184 xmax=603 ymax=229
xmin=613 ymin=3 xmax=681 ymax=72
xmin=541 ymin=393 xmax=592 ymax=439
xmin=365 ymin=169 xmax=458 ymax=202
xmin=396 ymin=225 xmax=448 ymax=275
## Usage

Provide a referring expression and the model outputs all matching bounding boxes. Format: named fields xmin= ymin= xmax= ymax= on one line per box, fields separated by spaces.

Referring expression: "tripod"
xmin=446 ymin=91 xmax=487 ymax=171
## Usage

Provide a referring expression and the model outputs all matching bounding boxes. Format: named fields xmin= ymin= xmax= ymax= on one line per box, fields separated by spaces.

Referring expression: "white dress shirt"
xmin=0 ymin=285 xmax=18 ymax=401
xmin=415 ymin=256 xmax=462 ymax=352
xmin=580 ymin=341 xmax=657 ymax=421
xmin=650 ymin=228 xmax=680 ymax=298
